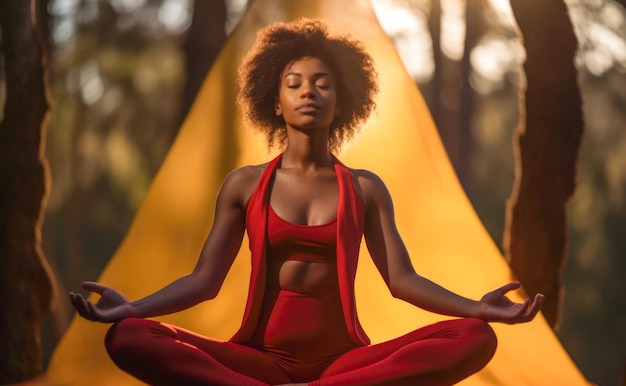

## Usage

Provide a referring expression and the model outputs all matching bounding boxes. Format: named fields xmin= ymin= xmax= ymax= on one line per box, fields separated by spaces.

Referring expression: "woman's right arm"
xmin=69 ymin=167 xmax=257 ymax=323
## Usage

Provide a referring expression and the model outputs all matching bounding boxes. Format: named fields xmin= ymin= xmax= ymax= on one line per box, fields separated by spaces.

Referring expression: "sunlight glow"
xmin=226 ymin=0 xmax=249 ymax=34
xmin=158 ymin=0 xmax=192 ymax=33
xmin=79 ymin=61 xmax=104 ymax=105
xmin=81 ymin=76 xmax=104 ymax=105
xmin=569 ymin=2 xmax=626 ymax=75
xmin=488 ymin=0 xmax=517 ymax=27
xmin=52 ymin=17 xmax=75 ymax=44
xmin=110 ymin=0 xmax=147 ymax=13
xmin=49 ymin=0 xmax=80 ymax=16
xmin=471 ymin=35 xmax=524 ymax=92
xmin=372 ymin=0 xmax=434 ymax=82
xmin=441 ymin=0 xmax=465 ymax=60
xmin=601 ymin=2 xmax=624 ymax=29
xmin=589 ymin=21 xmax=626 ymax=59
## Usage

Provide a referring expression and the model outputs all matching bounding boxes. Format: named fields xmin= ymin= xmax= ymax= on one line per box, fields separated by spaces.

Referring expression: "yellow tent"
xmin=36 ymin=0 xmax=588 ymax=384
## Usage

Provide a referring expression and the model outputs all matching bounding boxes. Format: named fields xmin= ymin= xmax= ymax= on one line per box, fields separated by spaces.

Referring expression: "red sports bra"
xmin=267 ymin=205 xmax=337 ymax=264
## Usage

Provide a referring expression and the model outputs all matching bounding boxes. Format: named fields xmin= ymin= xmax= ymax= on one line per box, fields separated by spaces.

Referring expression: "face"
xmin=275 ymin=56 xmax=340 ymax=131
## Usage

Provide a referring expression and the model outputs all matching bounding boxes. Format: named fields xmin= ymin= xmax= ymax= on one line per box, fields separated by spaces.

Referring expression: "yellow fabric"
xmin=38 ymin=0 xmax=587 ymax=384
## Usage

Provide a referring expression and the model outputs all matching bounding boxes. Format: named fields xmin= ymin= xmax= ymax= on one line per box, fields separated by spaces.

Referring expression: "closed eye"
xmin=315 ymin=77 xmax=333 ymax=90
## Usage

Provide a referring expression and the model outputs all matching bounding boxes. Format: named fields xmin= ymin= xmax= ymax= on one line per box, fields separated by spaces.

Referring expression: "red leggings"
xmin=105 ymin=316 xmax=497 ymax=385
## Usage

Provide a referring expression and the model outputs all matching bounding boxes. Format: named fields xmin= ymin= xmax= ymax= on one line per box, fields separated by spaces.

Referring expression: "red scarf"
xmin=229 ymin=153 xmax=370 ymax=346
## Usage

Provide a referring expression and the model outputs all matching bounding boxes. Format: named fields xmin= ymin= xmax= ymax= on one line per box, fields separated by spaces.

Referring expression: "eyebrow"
xmin=283 ymin=72 xmax=332 ymax=79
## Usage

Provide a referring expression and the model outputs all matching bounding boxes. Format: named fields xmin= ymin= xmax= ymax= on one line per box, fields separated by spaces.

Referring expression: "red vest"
xmin=229 ymin=153 xmax=370 ymax=346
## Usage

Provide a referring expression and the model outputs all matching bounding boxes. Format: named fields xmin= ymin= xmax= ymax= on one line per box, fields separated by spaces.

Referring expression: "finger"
xmin=71 ymin=294 xmax=92 ymax=319
xmin=511 ymin=298 xmax=531 ymax=322
xmin=517 ymin=294 xmax=542 ymax=322
xmin=520 ymin=298 xmax=532 ymax=315
xmin=526 ymin=294 xmax=545 ymax=320
xmin=68 ymin=293 xmax=80 ymax=311
xmin=79 ymin=296 xmax=94 ymax=319
xmin=497 ymin=282 xmax=521 ymax=295
xmin=82 ymin=281 xmax=109 ymax=295
xmin=86 ymin=301 xmax=102 ymax=322
xmin=69 ymin=293 xmax=86 ymax=314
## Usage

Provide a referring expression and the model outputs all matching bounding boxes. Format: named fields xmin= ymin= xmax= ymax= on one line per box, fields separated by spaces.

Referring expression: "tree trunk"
xmin=177 ymin=0 xmax=227 ymax=130
xmin=0 ymin=0 xmax=54 ymax=382
xmin=428 ymin=0 xmax=474 ymax=192
xmin=504 ymin=0 xmax=583 ymax=329
xmin=457 ymin=0 xmax=486 ymax=192
xmin=428 ymin=0 xmax=443 ymax=129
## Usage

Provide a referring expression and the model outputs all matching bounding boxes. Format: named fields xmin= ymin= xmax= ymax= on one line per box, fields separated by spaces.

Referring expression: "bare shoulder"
xmin=349 ymin=168 xmax=385 ymax=186
xmin=348 ymin=167 xmax=392 ymax=208
xmin=225 ymin=163 xmax=266 ymax=187
xmin=221 ymin=163 xmax=269 ymax=208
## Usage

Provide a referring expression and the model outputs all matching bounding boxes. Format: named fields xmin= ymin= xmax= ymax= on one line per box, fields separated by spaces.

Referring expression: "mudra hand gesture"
xmin=478 ymin=282 xmax=544 ymax=324
xmin=69 ymin=281 xmax=137 ymax=323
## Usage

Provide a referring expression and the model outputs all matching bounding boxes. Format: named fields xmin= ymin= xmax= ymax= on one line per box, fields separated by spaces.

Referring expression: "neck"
xmin=282 ymin=127 xmax=333 ymax=170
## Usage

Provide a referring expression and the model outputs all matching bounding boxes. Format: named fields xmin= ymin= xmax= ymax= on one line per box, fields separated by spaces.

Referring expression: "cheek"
xmin=330 ymin=94 xmax=340 ymax=114
xmin=275 ymin=90 xmax=288 ymax=114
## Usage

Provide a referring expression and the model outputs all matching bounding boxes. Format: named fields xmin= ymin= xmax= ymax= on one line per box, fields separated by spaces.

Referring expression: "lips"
xmin=296 ymin=102 xmax=321 ymax=112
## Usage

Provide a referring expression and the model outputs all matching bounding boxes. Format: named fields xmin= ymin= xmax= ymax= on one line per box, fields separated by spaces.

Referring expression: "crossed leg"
xmin=312 ymin=318 xmax=497 ymax=386
xmin=105 ymin=317 xmax=496 ymax=386
xmin=105 ymin=318 xmax=290 ymax=386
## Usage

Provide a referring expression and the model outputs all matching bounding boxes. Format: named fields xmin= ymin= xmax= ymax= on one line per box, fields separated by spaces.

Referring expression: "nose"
xmin=300 ymin=82 xmax=316 ymax=99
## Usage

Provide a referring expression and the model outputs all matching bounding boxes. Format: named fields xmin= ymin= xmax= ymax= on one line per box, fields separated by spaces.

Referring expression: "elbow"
xmin=190 ymin=271 xmax=221 ymax=301
xmin=204 ymin=282 xmax=224 ymax=300
xmin=388 ymin=278 xmax=406 ymax=300
xmin=389 ymin=286 xmax=407 ymax=301
xmin=200 ymin=279 xmax=222 ymax=301
xmin=204 ymin=290 xmax=219 ymax=301
xmin=388 ymin=272 xmax=414 ymax=300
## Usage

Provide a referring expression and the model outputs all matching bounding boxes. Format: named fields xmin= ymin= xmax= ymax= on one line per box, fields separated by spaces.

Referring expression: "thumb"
xmin=82 ymin=281 xmax=110 ymax=295
xmin=496 ymin=282 xmax=521 ymax=295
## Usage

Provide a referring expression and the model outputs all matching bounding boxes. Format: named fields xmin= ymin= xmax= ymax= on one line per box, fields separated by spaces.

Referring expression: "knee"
xmin=462 ymin=318 xmax=498 ymax=362
xmin=105 ymin=318 xmax=153 ymax=362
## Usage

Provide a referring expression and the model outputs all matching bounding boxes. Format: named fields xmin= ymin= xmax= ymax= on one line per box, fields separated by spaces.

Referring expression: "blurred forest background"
xmin=0 ymin=0 xmax=624 ymax=385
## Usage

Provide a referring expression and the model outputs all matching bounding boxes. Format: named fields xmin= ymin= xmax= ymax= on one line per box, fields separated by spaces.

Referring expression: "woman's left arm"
xmin=357 ymin=170 xmax=543 ymax=324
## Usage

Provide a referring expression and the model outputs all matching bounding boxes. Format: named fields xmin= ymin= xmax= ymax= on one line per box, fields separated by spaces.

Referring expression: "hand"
xmin=69 ymin=281 xmax=138 ymax=323
xmin=477 ymin=282 xmax=544 ymax=324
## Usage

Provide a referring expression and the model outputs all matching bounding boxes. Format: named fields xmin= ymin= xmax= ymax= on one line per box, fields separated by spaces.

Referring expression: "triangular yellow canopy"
xmin=37 ymin=0 xmax=587 ymax=384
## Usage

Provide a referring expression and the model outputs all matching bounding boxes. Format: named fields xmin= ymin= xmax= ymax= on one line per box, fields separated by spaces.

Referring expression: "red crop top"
xmin=267 ymin=205 xmax=337 ymax=264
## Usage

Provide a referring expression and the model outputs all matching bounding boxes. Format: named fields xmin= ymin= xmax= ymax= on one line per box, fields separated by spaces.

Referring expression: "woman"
xmin=70 ymin=18 xmax=544 ymax=386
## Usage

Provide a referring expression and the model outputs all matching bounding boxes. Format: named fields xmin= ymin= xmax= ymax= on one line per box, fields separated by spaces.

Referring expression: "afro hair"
xmin=237 ymin=18 xmax=378 ymax=153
